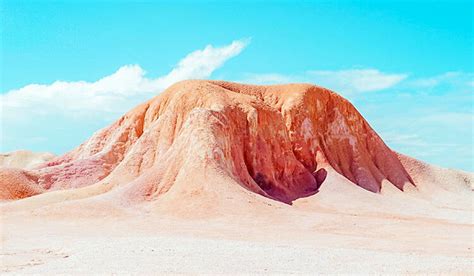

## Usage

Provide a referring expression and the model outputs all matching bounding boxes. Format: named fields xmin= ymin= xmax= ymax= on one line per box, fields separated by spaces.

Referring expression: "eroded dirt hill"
xmin=0 ymin=80 xmax=415 ymax=202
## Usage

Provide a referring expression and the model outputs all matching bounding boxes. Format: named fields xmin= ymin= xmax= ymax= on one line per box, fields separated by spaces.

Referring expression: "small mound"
xmin=0 ymin=150 xmax=55 ymax=169
xmin=0 ymin=168 xmax=44 ymax=200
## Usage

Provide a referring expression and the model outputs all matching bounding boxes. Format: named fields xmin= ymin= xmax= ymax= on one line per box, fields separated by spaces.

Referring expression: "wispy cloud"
xmin=410 ymin=71 xmax=474 ymax=89
xmin=307 ymin=69 xmax=407 ymax=93
xmin=241 ymin=69 xmax=407 ymax=95
xmin=0 ymin=39 xmax=249 ymax=152
xmin=418 ymin=112 xmax=473 ymax=127
xmin=382 ymin=132 xmax=458 ymax=150
xmin=352 ymin=90 xmax=473 ymax=165
xmin=382 ymin=130 xmax=472 ymax=166
xmin=1 ymin=39 xmax=249 ymax=119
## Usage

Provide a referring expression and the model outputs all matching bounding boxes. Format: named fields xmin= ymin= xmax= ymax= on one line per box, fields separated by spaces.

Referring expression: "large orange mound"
xmin=1 ymin=80 xmax=415 ymax=203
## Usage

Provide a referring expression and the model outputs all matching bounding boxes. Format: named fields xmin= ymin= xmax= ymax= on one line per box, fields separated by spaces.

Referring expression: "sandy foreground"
xmin=1 ymin=173 xmax=472 ymax=275
xmin=1 ymin=217 xmax=471 ymax=274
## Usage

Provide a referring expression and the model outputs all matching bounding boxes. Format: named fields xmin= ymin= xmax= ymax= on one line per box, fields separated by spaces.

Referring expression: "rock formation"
xmin=0 ymin=81 xmax=417 ymax=202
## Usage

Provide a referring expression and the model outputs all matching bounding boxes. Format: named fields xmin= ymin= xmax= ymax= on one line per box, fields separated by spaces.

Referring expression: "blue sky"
xmin=1 ymin=0 xmax=473 ymax=171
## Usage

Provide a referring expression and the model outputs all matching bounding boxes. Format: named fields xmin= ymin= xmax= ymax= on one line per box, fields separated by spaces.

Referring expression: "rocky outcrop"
xmin=0 ymin=80 xmax=415 ymax=202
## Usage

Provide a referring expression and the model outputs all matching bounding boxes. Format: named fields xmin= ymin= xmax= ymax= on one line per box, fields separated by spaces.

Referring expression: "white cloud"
xmin=0 ymin=39 xmax=249 ymax=153
xmin=157 ymin=38 xmax=250 ymax=86
xmin=381 ymin=132 xmax=457 ymax=149
xmin=410 ymin=72 xmax=474 ymax=89
xmin=308 ymin=69 xmax=407 ymax=93
xmin=1 ymin=39 xmax=249 ymax=120
xmin=241 ymin=69 xmax=407 ymax=95
xmin=418 ymin=112 xmax=474 ymax=129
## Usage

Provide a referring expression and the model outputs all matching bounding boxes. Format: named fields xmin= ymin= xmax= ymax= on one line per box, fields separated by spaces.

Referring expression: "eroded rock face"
xmin=0 ymin=80 xmax=414 ymax=202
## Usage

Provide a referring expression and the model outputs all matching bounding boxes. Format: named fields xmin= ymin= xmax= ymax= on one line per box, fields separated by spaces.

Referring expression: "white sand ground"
xmin=0 ymin=165 xmax=472 ymax=274
xmin=2 ymin=218 xmax=472 ymax=275
xmin=1 ymin=190 xmax=472 ymax=273
xmin=1 ymin=209 xmax=472 ymax=275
